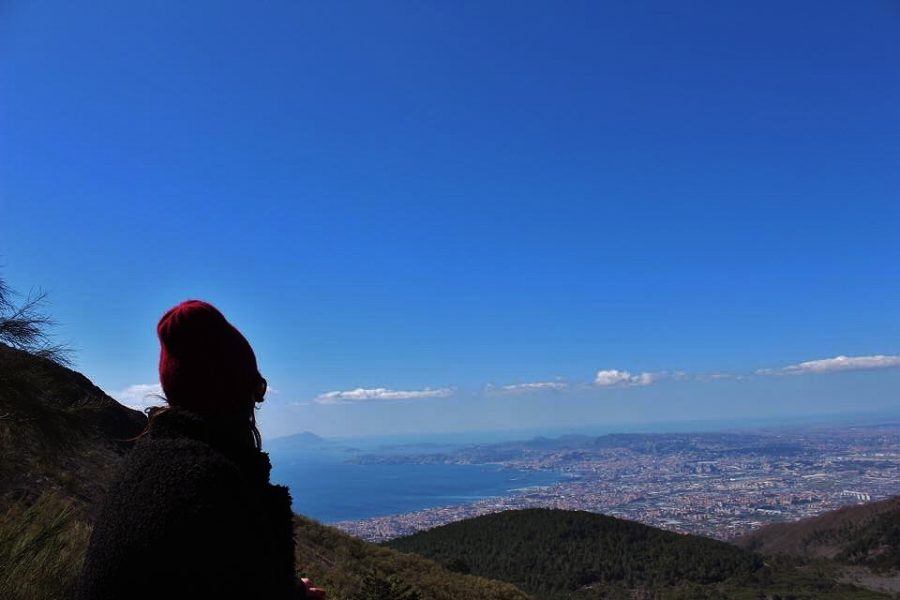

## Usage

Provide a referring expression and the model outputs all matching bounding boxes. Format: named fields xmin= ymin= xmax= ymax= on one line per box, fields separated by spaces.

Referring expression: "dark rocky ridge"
xmin=0 ymin=342 xmax=146 ymax=517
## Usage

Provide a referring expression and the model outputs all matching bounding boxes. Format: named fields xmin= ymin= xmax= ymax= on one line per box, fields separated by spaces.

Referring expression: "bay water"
xmin=269 ymin=454 xmax=560 ymax=523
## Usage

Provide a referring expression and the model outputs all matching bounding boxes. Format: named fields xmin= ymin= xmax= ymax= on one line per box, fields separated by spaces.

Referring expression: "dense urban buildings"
xmin=334 ymin=424 xmax=900 ymax=542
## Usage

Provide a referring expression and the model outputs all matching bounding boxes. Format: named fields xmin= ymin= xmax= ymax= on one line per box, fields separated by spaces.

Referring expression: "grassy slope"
xmin=294 ymin=514 xmax=531 ymax=600
xmin=0 ymin=493 xmax=92 ymax=600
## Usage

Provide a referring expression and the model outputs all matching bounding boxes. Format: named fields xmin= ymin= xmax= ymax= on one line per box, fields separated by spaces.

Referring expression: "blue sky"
xmin=2 ymin=1 xmax=899 ymax=438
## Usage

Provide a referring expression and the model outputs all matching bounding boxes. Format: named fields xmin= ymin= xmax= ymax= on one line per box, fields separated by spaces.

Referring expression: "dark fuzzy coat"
xmin=77 ymin=408 xmax=303 ymax=600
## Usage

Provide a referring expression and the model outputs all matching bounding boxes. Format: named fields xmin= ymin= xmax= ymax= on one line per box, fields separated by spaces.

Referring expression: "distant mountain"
xmin=386 ymin=508 xmax=890 ymax=599
xmin=351 ymin=429 xmax=810 ymax=466
xmin=266 ymin=429 xmax=363 ymax=459
xmin=267 ymin=430 xmax=333 ymax=450
xmin=277 ymin=430 xmax=329 ymax=443
xmin=737 ymin=495 xmax=900 ymax=572
xmin=590 ymin=432 xmax=804 ymax=456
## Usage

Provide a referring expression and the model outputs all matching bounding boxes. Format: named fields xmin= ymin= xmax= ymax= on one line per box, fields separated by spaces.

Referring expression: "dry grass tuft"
xmin=0 ymin=494 xmax=91 ymax=600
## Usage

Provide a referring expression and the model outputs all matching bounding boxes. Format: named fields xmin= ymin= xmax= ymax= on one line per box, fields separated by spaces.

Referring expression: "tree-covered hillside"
xmin=386 ymin=508 xmax=892 ymax=600
xmin=386 ymin=508 xmax=760 ymax=598
xmin=293 ymin=514 xmax=531 ymax=600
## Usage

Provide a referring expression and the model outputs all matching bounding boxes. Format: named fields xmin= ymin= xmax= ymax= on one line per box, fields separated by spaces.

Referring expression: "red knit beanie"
xmin=157 ymin=300 xmax=263 ymax=414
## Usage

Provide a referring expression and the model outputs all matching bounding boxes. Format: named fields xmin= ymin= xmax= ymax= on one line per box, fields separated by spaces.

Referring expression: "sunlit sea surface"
xmin=269 ymin=456 xmax=561 ymax=523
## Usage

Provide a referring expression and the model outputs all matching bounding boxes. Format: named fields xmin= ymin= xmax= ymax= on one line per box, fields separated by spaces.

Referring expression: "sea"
xmin=269 ymin=454 xmax=561 ymax=524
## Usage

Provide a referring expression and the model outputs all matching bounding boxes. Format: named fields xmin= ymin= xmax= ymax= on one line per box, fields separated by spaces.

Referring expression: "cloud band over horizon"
xmin=314 ymin=387 xmax=455 ymax=405
xmin=594 ymin=369 xmax=664 ymax=387
xmin=757 ymin=354 xmax=900 ymax=376
xmin=112 ymin=354 xmax=900 ymax=410
xmin=490 ymin=381 xmax=569 ymax=394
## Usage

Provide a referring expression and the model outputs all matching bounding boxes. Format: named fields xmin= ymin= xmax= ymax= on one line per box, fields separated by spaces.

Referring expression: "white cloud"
xmin=492 ymin=381 xmax=568 ymax=394
xmin=757 ymin=354 xmax=900 ymax=376
xmin=111 ymin=383 xmax=165 ymax=411
xmin=692 ymin=372 xmax=743 ymax=382
xmin=314 ymin=387 xmax=454 ymax=405
xmin=594 ymin=369 xmax=664 ymax=387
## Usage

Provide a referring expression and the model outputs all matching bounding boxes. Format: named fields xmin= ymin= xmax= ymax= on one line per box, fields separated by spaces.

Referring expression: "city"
xmin=334 ymin=423 xmax=900 ymax=543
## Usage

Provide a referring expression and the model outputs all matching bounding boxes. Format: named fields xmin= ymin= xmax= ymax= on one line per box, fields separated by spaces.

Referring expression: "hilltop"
xmin=386 ymin=508 xmax=892 ymax=599
xmin=293 ymin=514 xmax=529 ymax=600
xmin=386 ymin=508 xmax=760 ymax=598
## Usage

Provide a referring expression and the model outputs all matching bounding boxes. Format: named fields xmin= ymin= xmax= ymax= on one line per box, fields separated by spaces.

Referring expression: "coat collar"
xmin=145 ymin=407 xmax=272 ymax=483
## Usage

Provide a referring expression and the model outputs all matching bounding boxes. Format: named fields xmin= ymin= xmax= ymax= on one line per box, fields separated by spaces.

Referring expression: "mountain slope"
xmin=0 ymin=342 xmax=147 ymax=599
xmin=294 ymin=514 xmax=531 ymax=600
xmin=386 ymin=508 xmax=891 ymax=600
xmin=386 ymin=508 xmax=761 ymax=598
xmin=0 ymin=342 xmax=146 ymax=518
xmin=737 ymin=495 xmax=900 ymax=571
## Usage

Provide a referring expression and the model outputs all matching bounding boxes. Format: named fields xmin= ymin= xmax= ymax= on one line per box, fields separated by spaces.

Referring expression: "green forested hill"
xmin=386 ymin=509 xmax=760 ymax=598
xmin=293 ymin=514 xmax=531 ymax=600
xmin=386 ymin=508 xmax=892 ymax=600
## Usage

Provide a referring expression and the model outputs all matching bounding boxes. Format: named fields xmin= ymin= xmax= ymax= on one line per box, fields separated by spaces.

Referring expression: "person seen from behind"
xmin=77 ymin=300 xmax=325 ymax=599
